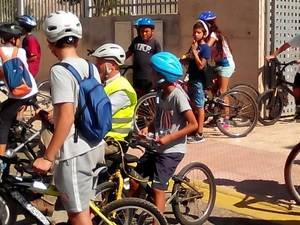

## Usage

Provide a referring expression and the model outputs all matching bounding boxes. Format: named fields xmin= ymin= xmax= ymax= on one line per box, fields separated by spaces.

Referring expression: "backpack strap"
xmin=58 ymin=62 xmax=83 ymax=84
xmin=0 ymin=47 xmax=19 ymax=63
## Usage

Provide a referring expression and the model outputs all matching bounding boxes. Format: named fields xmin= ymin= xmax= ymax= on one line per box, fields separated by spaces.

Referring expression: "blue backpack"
xmin=58 ymin=62 xmax=112 ymax=145
xmin=0 ymin=47 xmax=32 ymax=97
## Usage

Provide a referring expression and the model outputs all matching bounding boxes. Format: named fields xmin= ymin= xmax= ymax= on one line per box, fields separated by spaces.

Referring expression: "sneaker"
xmin=187 ymin=133 xmax=205 ymax=144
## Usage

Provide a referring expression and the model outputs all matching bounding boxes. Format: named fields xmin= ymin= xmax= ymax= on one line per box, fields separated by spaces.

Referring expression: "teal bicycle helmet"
xmin=151 ymin=52 xmax=183 ymax=83
xmin=137 ymin=17 xmax=155 ymax=28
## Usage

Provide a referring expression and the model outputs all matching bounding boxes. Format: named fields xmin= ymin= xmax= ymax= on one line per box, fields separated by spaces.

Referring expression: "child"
xmin=32 ymin=11 xmax=104 ymax=225
xmin=126 ymin=17 xmax=161 ymax=98
xmin=130 ymin=51 xmax=198 ymax=213
xmin=186 ymin=21 xmax=211 ymax=143
xmin=16 ymin=15 xmax=41 ymax=78
xmin=198 ymin=10 xmax=235 ymax=95
xmin=0 ymin=23 xmax=38 ymax=156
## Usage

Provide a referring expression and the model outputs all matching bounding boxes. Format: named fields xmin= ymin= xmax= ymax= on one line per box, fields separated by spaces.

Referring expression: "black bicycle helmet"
xmin=16 ymin=15 xmax=37 ymax=30
xmin=0 ymin=23 xmax=24 ymax=40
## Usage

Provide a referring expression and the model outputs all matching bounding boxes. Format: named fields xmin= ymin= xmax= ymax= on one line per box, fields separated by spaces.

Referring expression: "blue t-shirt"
xmin=187 ymin=43 xmax=211 ymax=83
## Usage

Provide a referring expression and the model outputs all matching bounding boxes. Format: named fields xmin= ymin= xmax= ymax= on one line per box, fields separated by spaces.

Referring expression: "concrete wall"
xmin=35 ymin=0 xmax=263 ymax=90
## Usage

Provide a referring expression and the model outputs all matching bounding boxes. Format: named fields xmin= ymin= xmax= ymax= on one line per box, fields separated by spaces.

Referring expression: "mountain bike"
xmin=95 ymin=133 xmax=216 ymax=225
xmin=231 ymin=83 xmax=259 ymax=103
xmin=284 ymin=142 xmax=300 ymax=205
xmin=134 ymin=82 xmax=258 ymax=138
xmin=0 ymin=149 xmax=167 ymax=225
xmin=258 ymin=59 xmax=297 ymax=125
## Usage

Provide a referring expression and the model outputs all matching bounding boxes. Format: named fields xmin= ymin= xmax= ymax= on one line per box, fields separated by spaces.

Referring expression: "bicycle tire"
xmin=216 ymin=89 xmax=258 ymax=138
xmin=94 ymin=181 xmax=119 ymax=209
xmin=94 ymin=197 xmax=167 ymax=225
xmin=231 ymin=83 xmax=259 ymax=102
xmin=257 ymin=89 xmax=284 ymax=126
xmin=284 ymin=142 xmax=300 ymax=204
xmin=134 ymin=92 xmax=157 ymax=132
xmin=171 ymin=162 xmax=216 ymax=225
xmin=0 ymin=191 xmax=17 ymax=225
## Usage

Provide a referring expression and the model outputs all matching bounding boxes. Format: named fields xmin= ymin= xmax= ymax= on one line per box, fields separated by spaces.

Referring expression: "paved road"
xmin=15 ymin=118 xmax=300 ymax=224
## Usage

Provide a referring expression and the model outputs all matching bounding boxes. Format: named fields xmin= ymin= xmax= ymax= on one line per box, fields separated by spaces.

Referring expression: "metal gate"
xmin=266 ymin=0 xmax=300 ymax=116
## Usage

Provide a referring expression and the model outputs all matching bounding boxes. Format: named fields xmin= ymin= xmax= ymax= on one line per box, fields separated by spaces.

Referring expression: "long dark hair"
xmin=207 ymin=20 xmax=232 ymax=55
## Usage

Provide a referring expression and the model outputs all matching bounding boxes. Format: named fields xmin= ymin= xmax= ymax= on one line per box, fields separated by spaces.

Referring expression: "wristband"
xmin=43 ymin=155 xmax=54 ymax=163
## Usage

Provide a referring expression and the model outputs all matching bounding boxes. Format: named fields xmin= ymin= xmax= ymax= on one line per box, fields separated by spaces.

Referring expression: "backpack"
xmin=0 ymin=47 xmax=32 ymax=97
xmin=58 ymin=61 xmax=112 ymax=145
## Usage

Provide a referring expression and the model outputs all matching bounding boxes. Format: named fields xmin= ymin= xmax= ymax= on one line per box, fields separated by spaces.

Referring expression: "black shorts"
xmin=294 ymin=73 xmax=300 ymax=87
xmin=135 ymin=152 xmax=184 ymax=190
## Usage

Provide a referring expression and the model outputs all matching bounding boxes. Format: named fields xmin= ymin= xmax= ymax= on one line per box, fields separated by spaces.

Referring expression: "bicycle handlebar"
xmin=128 ymin=132 xmax=160 ymax=153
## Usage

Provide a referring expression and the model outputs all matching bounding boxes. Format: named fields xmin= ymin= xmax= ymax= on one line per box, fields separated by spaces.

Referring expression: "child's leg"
xmin=152 ymin=188 xmax=166 ymax=212
xmin=152 ymin=153 xmax=184 ymax=213
xmin=195 ymin=107 xmax=205 ymax=134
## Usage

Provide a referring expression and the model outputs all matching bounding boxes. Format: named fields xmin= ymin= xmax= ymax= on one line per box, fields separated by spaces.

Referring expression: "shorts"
xmin=54 ymin=146 xmax=104 ymax=213
xmin=188 ymin=82 xmax=205 ymax=108
xmin=215 ymin=64 xmax=235 ymax=78
xmin=135 ymin=152 xmax=184 ymax=190
xmin=0 ymin=97 xmax=34 ymax=144
xmin=294 ymin=73 xmax=300 ymax=87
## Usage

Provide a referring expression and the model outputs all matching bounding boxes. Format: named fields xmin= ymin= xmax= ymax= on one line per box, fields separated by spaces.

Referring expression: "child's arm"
xmin=126 ymin=50 xmax=133 ymax=59
xmin=191 ymin=40 xmax=207 ymax=70
xmin=157 ymin=109 xmax=197 ymax=145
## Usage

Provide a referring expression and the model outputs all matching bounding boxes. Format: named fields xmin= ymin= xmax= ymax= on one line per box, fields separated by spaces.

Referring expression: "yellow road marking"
xmin=216 ymin=186 xmax=300 ymax=223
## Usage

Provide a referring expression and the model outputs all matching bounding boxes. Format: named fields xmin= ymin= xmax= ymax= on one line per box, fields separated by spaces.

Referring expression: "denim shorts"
xmin=215 ymin=63 xmax=235 ymax=78
xmin=188 ymin=81 xmax=205 ymax=108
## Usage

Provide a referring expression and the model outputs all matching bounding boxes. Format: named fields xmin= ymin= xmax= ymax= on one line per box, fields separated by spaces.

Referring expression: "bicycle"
xmin=95 ymin=133 xmax=216 ymax=225
xmin=258 ymin=58 xmax=297 ymax=125
xmin=231 ymin=83 xmax=259 ymax=103
xmin=134 ymin=80 xmax=258 ymax=138
xmin=284 ymin=142 xmax=300 ymax=205
xmin=0 ymin=144 xmax=167 ymax=225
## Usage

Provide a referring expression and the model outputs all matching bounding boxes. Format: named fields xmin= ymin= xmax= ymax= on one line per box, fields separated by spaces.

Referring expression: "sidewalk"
xmin=181 ymin=118 xmax=300 ymax=223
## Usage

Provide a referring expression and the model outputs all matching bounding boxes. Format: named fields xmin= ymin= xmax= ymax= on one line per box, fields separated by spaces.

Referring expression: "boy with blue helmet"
xmin=126 ymin=17 xmax=161 ymax=98
xmin=130 ymin=51 xmax=198 ymax=213
xmin=16 ymin=15 xmax=41 ymax=78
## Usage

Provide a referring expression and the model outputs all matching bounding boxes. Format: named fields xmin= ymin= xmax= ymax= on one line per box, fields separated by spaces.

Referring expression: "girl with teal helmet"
xmin=150 ymin=51 xmax=183 ymax=83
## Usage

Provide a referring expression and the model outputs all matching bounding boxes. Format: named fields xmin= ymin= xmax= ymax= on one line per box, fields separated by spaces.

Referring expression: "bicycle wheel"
xmin=94 ymin=197 xmax=167 ymax=225
xmin=94 ymin=181 xmax=118 ymax=208
xmin=284 ymin=142 xmax=300 ymax=204
xmin=0 ymin=191 xmax=17 ymax=225
xmin=37 ymin=80 xmax=52 ymax=110
xmin=231 ymin=83 xmax=259 ymax=102
xmin=216 ymin=89 xmax=258 ymax=138
xmin=171 ymin=162 xmax=216 ymax=225
xmin=257 ymin=89 xmax=284 ymax=126
xmin=134 ymin=92 xmax=157 ymax=132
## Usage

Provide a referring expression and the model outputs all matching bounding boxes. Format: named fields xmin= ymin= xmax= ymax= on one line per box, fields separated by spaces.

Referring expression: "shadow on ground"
xmin=208 ymin=216 xmax=298 ymax=225
xmin=215 ymin=178 xmax=300 ymax=215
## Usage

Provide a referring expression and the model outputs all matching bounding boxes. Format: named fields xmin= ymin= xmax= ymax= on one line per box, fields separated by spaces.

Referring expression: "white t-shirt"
xmin=210 ymin=32 xmax=235 ymax=67
xmin=288 ymin=34 xmax=300 ymax=48
xmin=50 ymin=57 xmax=104 ymax=161
xmin=0 ymin=45 xmax=38 ymax=99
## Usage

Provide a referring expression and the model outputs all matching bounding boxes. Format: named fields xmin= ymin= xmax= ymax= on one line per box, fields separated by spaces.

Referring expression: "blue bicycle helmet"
xmin=16 ymin=15 xmax=37 ymax=30
xmin=137 ymin=17 xmax=155 ymax=28
xmin=198 ymin=10 xmax=217 ymax=21
xmin=151 ymin=52 xmax=183 ymax=83
xmin=134 ymin=17 xmax=143 ymax=27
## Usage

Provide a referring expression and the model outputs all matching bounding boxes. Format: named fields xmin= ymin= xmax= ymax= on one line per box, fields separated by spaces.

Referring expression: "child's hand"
xmin=191 ymin=40 xmax=198 ymax=51
xmin=156 ymin=135 xmax=171 ymax=145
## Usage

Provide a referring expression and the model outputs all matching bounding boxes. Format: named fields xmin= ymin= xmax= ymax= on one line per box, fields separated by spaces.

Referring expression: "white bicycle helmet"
xmin=91 ymin=43 xmax=125 ymax=66
xmin=43 ymin=11 xmax=82 ymax=43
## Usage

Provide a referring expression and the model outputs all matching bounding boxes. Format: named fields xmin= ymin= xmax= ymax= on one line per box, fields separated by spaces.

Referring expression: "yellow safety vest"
xmin=104 ymin=76 xmax=137 ymax=141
